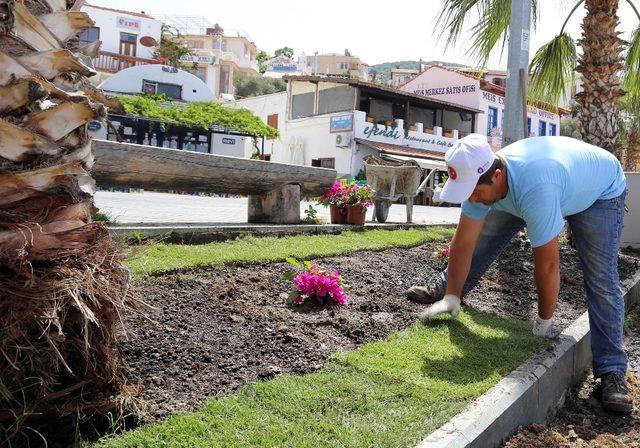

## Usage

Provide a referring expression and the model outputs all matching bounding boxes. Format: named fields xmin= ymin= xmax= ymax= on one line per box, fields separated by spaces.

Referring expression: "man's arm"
xmin=445 ymin=213 xmax=485 ymax=297
xmin=532 ymin=235 xmax=560 ymax=319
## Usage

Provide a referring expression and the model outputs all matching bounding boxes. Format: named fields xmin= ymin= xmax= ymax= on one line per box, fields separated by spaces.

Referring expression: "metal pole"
xmin=502 ymin=0 xmax=532 ymax=147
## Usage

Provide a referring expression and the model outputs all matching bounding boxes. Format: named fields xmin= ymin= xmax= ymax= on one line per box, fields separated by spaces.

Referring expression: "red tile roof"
xmin=85 ymin=4 xmax=155 ymax=19
xmin=355 ymin=138 xmax=446 ymax=161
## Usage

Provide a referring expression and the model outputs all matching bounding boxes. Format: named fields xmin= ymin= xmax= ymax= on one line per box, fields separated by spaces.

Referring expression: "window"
xmin=312 ymin=158 xmax=335 ymax=169
xmin=142 ymin=80 xmax=182 ymax=100
xmin=119 ymin=32 xmax=137 ymax=57
xmin=267 ymin=114 xmax=278 ymax=130
xmin=188 ymin=40 xmax=204 ymax=49
xmin=318 ymin=86 xmax=355 ymax=115
xmin=190 ymin=67 xmax=207 ymax=83
xmin=487 ymin=106 xmax=498 ymax=136
xmin=527 ymin=117 xmax=532 ymax=135
xmin=267 ymin=114 xmax=278 ymax=139
xmin=79 ymin=27 xmax=99 ymax=47
xmin=539 ymin=120 xmax=547 ymax=136
xmin=337 ymin=62 xmax=349 ymax=70
xmin=219 ymin=65 xmax=230 ymax=94
xmin=492 ymin=77 xmax=504 ymax=86
xmin=549 ymin=123 xmax=557 ymax=136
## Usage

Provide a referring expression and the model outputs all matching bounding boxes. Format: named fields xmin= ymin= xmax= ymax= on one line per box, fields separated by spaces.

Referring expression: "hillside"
xmin=369 ymin=60 xmax=467 ymax=83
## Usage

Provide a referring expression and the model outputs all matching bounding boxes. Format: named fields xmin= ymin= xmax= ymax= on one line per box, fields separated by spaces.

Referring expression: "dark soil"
xmin=503 ymin=290 xmax=640 ymax=447
xmin=123 ymin=238 xmax=640 ymax=423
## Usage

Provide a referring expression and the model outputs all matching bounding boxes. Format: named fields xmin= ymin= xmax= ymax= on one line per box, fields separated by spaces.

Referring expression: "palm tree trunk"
xmin=0 ymin=0 xmax=140 ymax=440
xmin=625 ymin=129 xmax=640 ymax=170
xmin=574 ymin=0 xmax=626 ymax=160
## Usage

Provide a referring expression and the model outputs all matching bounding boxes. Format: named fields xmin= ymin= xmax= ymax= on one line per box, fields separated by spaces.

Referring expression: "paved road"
xmin=95 ymin=191 xmax=461 ymax=225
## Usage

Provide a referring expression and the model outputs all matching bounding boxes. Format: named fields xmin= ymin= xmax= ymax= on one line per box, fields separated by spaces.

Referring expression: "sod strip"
xmin=126 ymin=227 xmax=454 ymax=277
xmin=96 ymin=310 xmax=547 ymax=448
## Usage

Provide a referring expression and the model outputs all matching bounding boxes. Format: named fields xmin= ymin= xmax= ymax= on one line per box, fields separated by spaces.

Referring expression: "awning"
xmin=355 ymin=138 xmax=447 ymax=171
xmin=382 ymin=154 xmax=446 ymax=170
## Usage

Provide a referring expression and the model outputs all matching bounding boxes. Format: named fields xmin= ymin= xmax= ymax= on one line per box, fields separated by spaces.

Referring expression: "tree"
xmin=153 ymin=24 xmax=193 ymax=69
xmin=0 ymin=0 xmax=138 ymax=443
xmin=436 ymin=0 xmax=640 ymax=161
xmin=274 ymin=46 xmax=294 ymax=59
xmin=256 ymin=50 xmax=270 ymax=74
xmin=234 ymin=72 xmax=286 ymax=98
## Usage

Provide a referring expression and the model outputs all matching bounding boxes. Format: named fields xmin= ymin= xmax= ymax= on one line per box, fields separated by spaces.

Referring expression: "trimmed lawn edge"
xmin=126 ymin=227 xmax=455 ymax=278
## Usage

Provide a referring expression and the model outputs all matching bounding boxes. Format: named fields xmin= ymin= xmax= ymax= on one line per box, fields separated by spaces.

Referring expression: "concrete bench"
xmin=91 ymin=140 xmax=337 ymax=224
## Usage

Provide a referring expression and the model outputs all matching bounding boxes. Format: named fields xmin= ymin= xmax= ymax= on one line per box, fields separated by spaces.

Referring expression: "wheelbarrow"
xmin=363 ymin=155 xmax=428 ymax=223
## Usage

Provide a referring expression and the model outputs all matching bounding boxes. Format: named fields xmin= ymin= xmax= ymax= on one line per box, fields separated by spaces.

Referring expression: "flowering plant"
xmin=345 ymin=183 xmax=373 ymax=207
xmin=431 ymin=246 xmax=450 ymax=268
xmin=319 ymin=181 xmax=349 ymax=207
xmin=281 ymin=258 xmax=349 ymax=306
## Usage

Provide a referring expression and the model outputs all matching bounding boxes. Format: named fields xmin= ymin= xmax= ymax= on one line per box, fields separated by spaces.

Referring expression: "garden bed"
xmin=123 ymin=237 xmax=640 ymax=423
xmin=503 ymin=305 xmax=640 ymax=448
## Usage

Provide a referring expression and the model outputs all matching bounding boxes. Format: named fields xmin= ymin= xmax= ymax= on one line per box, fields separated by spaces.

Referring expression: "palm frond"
xmin=528 ymin=33 xmax=577 ymax=104
xmin=436 ymin=0 xmax=541 ymax=68
xmin=467 ymin=0 xmax=511 ymax=67
xmin=436 ymin=0 xmax=483 ymax=49
xmin=624 ymin=25 xmax=640 ymax=101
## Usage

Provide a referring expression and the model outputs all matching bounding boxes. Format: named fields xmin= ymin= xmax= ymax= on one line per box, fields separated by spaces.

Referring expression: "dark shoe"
xmin=600 ymin=371 xmax=634 ymax=413
xmin=405 ymin=279 xmax=445 ymax=304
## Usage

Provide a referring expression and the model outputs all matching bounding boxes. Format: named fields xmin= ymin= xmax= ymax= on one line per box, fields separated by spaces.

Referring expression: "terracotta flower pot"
xmin=347 ymin=205 xmax=367 ymax=225
xmin=329 ymin=204 xmax=347 ymax=224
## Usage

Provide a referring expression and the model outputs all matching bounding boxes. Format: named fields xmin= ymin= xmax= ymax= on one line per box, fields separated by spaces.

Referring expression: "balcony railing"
xmin=93 ymin=51 xmax=157 ymax=74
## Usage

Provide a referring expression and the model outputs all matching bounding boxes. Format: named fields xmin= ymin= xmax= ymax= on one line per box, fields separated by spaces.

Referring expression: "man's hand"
xmin=420 ymin=294 xmax=461 ymax=322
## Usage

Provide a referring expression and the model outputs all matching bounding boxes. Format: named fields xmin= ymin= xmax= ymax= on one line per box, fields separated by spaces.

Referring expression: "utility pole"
xmin=502 ymin=0 xmax=532 ymax=147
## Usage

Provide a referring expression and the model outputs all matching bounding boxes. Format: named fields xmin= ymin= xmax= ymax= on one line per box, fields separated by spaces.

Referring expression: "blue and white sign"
xmin=330 ymin=114 xmax=354 ymax=133
xmin=222 ymin=137 xmax=236 ymax=145
xmin=88 ymin=120 xmax=102 ymax=131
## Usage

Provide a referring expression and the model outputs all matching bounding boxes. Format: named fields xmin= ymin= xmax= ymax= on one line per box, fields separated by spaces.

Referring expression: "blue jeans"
xmin=439 ymin=192 xmax=628 ymax=378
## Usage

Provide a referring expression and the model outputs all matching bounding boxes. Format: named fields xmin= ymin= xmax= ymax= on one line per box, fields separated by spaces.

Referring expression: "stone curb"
xmin=417 ymin=269 xmax=640 ymax=448
xmin=108 ymin=222 xmax=456 ymax=244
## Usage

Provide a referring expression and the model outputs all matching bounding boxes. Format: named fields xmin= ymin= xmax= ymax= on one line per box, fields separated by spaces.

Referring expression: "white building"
xmin=232 ymin=76 xmax=482 ymax=182
xmin=398 ymin=65 xmax=567 ymax=150
xmin=100 ymin=64 xmax=215 ymax=102
xmin=81 ymin=4 xmax=163 ymax=82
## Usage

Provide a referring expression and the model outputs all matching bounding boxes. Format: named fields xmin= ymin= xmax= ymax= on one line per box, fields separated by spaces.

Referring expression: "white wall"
xmin=622 ymin=172 xmax=640 ymax=248
xmin=399 ymin=66 xmax=562 ymax=151
xmin=100 ymin=65 xmax=215 ymax=102
xmin=400 ymin=66 xmax=481 ymax=110
xmin=479 ymin=90 xmax=562 ymax=151
xmin=232 ymin=92 xmax=288 ymax=160
xmin=82 ymin=6 xmax=162 ymax=60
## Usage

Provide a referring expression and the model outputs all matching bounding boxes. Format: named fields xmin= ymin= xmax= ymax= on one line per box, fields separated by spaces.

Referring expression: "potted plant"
xmin=344 ymin=182 xmax=373 ymax=225
xmin=319 ymin=181 xmax=348 ymax=224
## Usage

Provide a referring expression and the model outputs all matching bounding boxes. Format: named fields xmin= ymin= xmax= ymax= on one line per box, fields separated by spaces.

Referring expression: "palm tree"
xmin=437 ymin=0 xmax=640 ymax=161
xmin=0 ymin=0 xmax=139 ymax=442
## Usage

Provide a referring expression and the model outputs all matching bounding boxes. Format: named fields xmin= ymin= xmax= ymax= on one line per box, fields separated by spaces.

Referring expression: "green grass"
xmin=126 ymin=227 xmax=454 ymax=277
xmin=96 ymin=309 xmax=547 ymax=447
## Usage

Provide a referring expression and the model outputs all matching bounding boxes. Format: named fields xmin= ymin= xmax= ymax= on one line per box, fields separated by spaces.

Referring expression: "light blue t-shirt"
xmin=462 ymin=136 xmax=626 ymax=247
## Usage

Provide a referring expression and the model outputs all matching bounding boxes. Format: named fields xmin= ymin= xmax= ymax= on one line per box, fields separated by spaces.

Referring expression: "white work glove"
xmin=420 ymin=294 xmax=461 ymax=322
xmin=432 ymin=186 xmax=443 ymax=204
xmin=533 ymin=316 xmax=558 ymax=338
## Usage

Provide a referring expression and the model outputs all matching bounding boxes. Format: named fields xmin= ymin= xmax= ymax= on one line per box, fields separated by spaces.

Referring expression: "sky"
xmin=89 ymin=0 xmax=640 ymax=68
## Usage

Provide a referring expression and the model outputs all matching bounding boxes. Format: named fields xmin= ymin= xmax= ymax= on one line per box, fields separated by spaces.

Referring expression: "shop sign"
xmin=117 ymin=16 xmax=141 ymax=31
xmin=414 ymin=84 xmax=476 ymax=97
xmin=330 ymin=114 xmax=353 ymax=133
xmin=361 ymin=124 xmax=455 ymax=150
xmin=87 ymin=120 xmax=102 ymax=132
xmin=180 ymin=55 xmax=216 ymax=64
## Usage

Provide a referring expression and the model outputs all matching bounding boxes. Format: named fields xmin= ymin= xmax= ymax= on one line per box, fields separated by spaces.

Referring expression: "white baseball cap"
xmin=440 ymin=134 xmax=496 ymax=204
